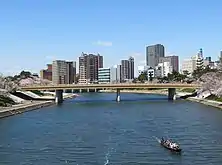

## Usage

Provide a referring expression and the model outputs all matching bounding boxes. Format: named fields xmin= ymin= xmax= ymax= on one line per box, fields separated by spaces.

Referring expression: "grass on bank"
xmin=0 ymin=95 xmax=16 ymax=107
xmin=206 ymin=95 xmax=222 ymax=102
xmin=179 ymin=88 xmax=196 ymax=93
xmin=31 ymin=90 xmax=44 ymax=96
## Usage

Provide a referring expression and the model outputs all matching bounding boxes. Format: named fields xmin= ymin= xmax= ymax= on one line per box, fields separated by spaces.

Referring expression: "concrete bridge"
xmin=21 ymin=83 xmax=201 ymax=104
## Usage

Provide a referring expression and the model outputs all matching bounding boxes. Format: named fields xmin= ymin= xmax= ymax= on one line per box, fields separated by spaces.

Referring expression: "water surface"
xmin=0 ymin=93 xmax=222 ymax=165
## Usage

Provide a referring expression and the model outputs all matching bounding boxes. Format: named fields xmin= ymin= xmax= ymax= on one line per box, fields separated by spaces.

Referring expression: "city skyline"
xmin=0 ymin=1 xmax=222 ymax=76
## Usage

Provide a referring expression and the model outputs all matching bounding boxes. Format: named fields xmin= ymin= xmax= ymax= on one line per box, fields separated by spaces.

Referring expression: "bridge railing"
xmin=20 ymin=82 xmax=201 ymax=88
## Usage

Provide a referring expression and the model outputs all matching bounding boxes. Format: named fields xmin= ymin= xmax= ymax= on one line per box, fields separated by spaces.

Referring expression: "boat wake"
xmin=104 ymin=153 xmax=109 ymax=165
xmin=104 ymin=147 xmax=116 ymax=165
xmin=153 ymin=136 xmax=161 ymax=143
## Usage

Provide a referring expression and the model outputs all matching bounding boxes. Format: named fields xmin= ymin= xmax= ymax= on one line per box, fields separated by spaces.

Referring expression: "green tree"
xmin=183 ymin=70 xmax=190 ymax=76
xmin=138 ymin=71 xmax=148 ymax=83
xmin=19 ymin=71 xmax=32 ymax=79
xmin=148 ymin=71 xmax=153 ymax=82
xmin=192 ymin=66 xmax=217 ymax=79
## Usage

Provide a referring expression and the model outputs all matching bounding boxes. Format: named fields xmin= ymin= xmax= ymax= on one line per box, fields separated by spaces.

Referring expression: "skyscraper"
xmin=116 ymin=65 xmax=122 ymax=83
xmin=52 ymin=60 xmax=76 ymax=84
xmin=146 ymin=44 xmax=165 ymax=68
xmin=66 ymin=61 xmax=76 ymax=84
xmin=121 ymin=57 xmax=135 ymax=81
xmin=52 ymin=60 xmax=68 ymax=84
xmin=79 ymin=52 xmax=103 ymax=84
xmin=196 ymin=48 xmax=204 ymax=69
xmin=121 ymin=60 xmax=129 ymax=80
xmin=128 ymin=57 xmax=134 ymax=79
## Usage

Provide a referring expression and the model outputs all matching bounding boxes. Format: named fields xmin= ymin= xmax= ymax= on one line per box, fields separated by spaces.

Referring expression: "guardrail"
xmin=20 ymin=83 xmax=201 ymax=90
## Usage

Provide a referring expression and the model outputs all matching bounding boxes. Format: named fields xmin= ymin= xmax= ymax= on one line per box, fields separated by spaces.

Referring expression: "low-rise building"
xmin=40 ymin=64 xmax=52 ymax=81
xmin=98 ymin=68 xmax=110 ymax=84
xmin=147 ymin=67 xmax=155 ymax=81
xmin=156 ymin=62 xmax=173 ymax=77
xmin=138 ymin=65 xmax=150 ymax=75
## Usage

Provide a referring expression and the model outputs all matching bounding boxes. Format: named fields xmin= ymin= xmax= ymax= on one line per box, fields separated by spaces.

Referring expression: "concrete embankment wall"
xmin=11 ymin=91 xmax=54 ymax=101
xmin=11 ymin=91 xmax=33 ymax=100
xmin=7 ymin=93 xmax=25 ymax=103
xmin=0 ymin=101 xmax=54 ymax=119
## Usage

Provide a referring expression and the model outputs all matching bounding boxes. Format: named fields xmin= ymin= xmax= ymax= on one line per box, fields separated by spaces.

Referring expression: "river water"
xmin=0 ymin=93 xmax=222 ymax=165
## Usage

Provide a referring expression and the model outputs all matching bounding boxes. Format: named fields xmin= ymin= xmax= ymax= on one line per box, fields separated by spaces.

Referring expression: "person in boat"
xmin=165 ymin=140 xmax=171 ymax=147
xmin=171 ymin=142 xmax=180 ymax=149
xmin=161 ymin=137 xmax=164 ymax=142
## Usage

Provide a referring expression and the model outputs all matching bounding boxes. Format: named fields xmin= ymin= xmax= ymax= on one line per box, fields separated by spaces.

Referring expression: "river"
xmin=0 ymin=93 xmax=222 ymax=165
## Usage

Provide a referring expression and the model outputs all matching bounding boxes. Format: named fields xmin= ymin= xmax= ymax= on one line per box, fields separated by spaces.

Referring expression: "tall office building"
xmin=159 ymin=55 xmax=179 ymax=72
xmin=116 ymin=65 xmax=122 ymax=83
xmin=52 ymin=60 xmax=76 ymax=84
xmin=121 ymin=57 xmax=134 ymax=81
xmin=66 ymin=61 xmax=76 ymax=84
xmin=146 ymin=44 xmax=165 ymax=68
xmin=121 ymin=60 xmax=129 ymax=80
xmin=109 ymin=65 xmax=122 ymax=83
xmin=128 ymin=56 xmax=134 ymax=79
xmin=52 ymin=60 xmax=68 ymax=84
xmin=79 ymin=52 xmax=103 ymax=84
xmin=110 ymin=66 xmax=117 ymax=84
xmin=196 ymin=48 xmax=204 ymax=69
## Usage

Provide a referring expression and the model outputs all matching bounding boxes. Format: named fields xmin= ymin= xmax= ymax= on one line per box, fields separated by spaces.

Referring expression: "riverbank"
xmin=0 ymin=100 xmax=54 ymax=118
xmin=187 ymin=97 xmax=222 ymax=109
xmin=100 ymin=89 xmax=222 ymax=110
xmin=0 ymin=93 xmax=77 ymax=119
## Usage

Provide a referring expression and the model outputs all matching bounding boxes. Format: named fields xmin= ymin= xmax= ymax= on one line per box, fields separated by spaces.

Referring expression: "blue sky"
xmin=0 ymin=0 xmax=222 ymax=76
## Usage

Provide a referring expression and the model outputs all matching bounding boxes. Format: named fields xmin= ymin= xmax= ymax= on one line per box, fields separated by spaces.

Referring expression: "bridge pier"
xmin=116 ymin=89 xmax=121 ymax=102
xmin=79 ymin=89 xmax=82 ymax=93
xmin=168 ymin=88 xmax=176 ymax=100
xmin=87 ymin=88 xmax=90 ymax=92
xmin=55 ymin=90 xmax=63 ymax=104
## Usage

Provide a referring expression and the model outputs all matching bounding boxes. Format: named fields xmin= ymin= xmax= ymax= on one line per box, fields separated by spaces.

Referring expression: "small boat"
xmin=160 ymin=138 xmax=182 ymax=152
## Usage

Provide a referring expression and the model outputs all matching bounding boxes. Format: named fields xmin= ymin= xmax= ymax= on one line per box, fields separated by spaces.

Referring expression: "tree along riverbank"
xmin=99 ymin=89 xmax=222 ymax=110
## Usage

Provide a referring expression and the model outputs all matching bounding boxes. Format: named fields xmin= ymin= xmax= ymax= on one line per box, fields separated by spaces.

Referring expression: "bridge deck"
xmin=21 ymin=83 xmax=200 ymax=91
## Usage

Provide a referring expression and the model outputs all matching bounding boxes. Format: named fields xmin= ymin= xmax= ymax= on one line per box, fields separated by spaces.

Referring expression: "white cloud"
xmin=93 ymin=40 xmax=112 ymax=47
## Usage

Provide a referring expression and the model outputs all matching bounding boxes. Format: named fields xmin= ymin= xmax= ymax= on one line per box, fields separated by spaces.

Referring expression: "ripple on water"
xmin=0 ymin=93 xmax=222 ymax=165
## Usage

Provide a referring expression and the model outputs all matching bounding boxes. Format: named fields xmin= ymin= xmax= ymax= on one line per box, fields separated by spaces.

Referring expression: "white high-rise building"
xmin=181 ymin=57 xmax=197 ymax=74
